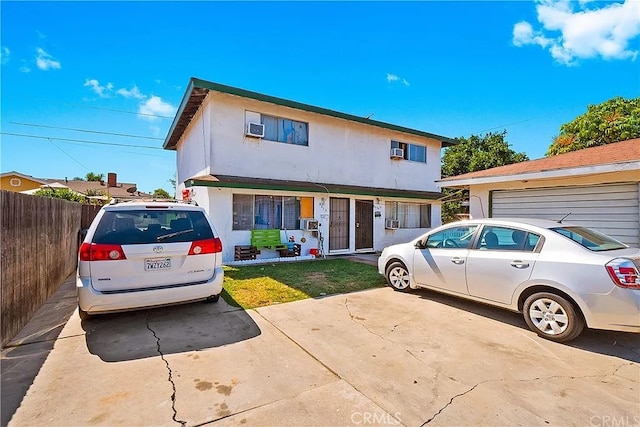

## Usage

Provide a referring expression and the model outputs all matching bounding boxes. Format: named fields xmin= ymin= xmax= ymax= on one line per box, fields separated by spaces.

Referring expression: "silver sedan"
xmin=378 ymin=218 xmax=640 ymax=342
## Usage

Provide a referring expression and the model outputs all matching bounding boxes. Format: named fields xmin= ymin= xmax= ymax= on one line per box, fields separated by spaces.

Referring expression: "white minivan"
xmin=77 ymin=200 xmax=224 ymax=319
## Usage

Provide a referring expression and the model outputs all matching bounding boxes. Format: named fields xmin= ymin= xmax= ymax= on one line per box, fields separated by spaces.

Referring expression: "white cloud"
xmin=149 ymin=125 xmax=161 ymax=137
xmin=387 ymin=73 xmax=410 ymax=86
xmin=117 ymin=85 xmax=145 ymax=99
xmin=513 ymin=21 xmax=553 ymax=48
xmin=1 ymin=47 xmax=9 ymax=65
xmin=512 ymin=0 xmax=640 ymax=65
xmin=84 ymin=79 xmax=113 ymax=97
xmin=20 ymin=66 xmax=31 ymax=73
xmin=83 ymin=79 xmax=176 ymax=120
xmin=138 ymin=96 xmax=176 ymax=120
xmin=35 ymin=48 xmax=61 ymax=70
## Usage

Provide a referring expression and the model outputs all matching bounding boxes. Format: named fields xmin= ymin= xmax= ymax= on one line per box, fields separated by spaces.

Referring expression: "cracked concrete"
xmin=4 ymin=282 xmax=639 ymax=426
xmin=145 ymin=318 xmax=186 ymax=426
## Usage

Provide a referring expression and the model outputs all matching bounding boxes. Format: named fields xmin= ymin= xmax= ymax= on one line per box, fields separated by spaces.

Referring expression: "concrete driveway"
xmin=3 ymin=274 xmax=639 ymax=426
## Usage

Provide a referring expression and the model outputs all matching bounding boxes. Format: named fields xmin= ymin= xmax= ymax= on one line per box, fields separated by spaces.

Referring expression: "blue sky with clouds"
xmin=1 ymin=1 xmax=639 ymax=193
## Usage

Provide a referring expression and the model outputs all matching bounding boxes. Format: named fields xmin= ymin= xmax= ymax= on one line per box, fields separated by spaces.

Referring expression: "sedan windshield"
xmin=550 ymin=226 xmax=627 ymax=251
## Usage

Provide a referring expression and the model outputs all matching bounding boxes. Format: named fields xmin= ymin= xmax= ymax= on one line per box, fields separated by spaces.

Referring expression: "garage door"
xmin=491 ymin=183 xmax=640 ymax=246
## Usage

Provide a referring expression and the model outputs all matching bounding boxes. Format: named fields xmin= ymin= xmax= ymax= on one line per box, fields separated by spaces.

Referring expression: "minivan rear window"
xmin=551 ymin=226 xmax=627 ymax=251
xmin=93 ymin=210 xmax=214 ymax=245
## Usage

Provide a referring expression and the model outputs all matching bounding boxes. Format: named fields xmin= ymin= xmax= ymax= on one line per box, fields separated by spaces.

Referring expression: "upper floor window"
xmin=391 ymin=141 xmax=426 ymax=163
xmin=261 ymin=114 xmax=309 ymax=146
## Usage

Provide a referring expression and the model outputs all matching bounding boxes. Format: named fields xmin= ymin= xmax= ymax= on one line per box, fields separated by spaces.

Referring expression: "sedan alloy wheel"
xmin=523 ymin=292 xmax=584 ymax=342
xmin=386 ymin=262 xmax=411 ymax=292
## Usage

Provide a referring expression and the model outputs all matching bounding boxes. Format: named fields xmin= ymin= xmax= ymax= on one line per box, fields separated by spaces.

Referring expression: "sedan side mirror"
xmin=415 ymin=240 xmax=426 ymax=249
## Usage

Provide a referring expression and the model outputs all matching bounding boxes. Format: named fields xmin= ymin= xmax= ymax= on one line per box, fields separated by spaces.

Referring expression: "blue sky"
xmin=2 ymin=1 xmax=639 ymax=194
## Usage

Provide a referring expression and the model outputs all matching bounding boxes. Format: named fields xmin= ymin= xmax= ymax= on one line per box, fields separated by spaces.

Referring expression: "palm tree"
xmin=85 ymin=172 xmax=104 ymax=182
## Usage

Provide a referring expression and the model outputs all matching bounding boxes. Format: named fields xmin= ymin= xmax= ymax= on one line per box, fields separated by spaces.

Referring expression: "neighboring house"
xmin=439 ymin=138 xmax=640 ymax=246
xmin=164 ymin=77 xmax=457 ymax=263
xmin=0 ymin=171 xmax=153 ymax=201
xmin=0 ymin=171 xmax=47 ymax=192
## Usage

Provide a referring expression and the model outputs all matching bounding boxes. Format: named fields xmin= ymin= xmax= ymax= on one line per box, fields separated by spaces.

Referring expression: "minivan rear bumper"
xmin=77 ymin=267 xmax=224 ymax=315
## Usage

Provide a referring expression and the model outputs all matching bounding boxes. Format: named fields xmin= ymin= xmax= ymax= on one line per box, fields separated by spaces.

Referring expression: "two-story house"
xmin=164 ymin=78 xmax=457 ymax=263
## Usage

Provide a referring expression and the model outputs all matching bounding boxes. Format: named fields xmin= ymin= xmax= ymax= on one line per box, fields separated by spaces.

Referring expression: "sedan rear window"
xmin=551 ymin=226 xmax=627 ymax=251
xmin=93 ymin=210 xmax=214 ymax=245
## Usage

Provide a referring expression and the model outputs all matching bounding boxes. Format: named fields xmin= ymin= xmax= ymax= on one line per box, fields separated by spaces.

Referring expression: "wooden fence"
xmin=0 ymin=190 xmax=96 ymax=347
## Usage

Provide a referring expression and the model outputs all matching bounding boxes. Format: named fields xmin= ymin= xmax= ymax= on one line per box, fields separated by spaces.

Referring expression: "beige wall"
xmin=468 ymin=170 xmax=640 ymax=219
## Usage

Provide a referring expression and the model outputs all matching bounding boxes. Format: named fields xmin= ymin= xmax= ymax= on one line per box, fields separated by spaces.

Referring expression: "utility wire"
xmin=465 ymin=106 xmax=575 ymax=137
xmin=81 ymin=105 xmax=173 ymax=119
xmin=48 ymin=138 xmax=91 ymax=171
xmin=11 ymin=122 xmax=164 ymax=140
xmin=1 ymin=132 xmax=165 ymax=150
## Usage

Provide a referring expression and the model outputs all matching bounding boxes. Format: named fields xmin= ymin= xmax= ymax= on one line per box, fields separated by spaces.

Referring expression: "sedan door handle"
xmin=510 ymin=261 xmax=530 ymax=269
xmin=451 ymin=257 xmax=465 ymax=265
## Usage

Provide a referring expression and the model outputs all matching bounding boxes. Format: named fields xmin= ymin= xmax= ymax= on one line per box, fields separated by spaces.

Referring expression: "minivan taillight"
xmin=188 ymin=238 xmax=222 ymax=255
xmin=79 ymin=242 xmax=127 ymax=261
xmin=606 ymin=258 xmax=640 ymax=289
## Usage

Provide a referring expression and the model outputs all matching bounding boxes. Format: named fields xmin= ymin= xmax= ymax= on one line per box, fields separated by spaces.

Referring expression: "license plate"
xmin=145 ymin=257 xmax=171 ymax=271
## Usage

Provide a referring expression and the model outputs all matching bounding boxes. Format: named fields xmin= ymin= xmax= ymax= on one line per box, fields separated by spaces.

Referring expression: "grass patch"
xmin=221 ymin=258 xmax=386 ymax=309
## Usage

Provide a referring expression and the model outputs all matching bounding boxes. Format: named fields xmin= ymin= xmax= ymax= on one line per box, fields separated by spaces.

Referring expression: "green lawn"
xmin=221 ymin=258 xmax=387 ymax=309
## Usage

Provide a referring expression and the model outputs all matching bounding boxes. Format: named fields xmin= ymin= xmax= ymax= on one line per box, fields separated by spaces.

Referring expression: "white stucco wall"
xmin=202 ymin=92 xmax=442 ymax=192
xmin=176 ymin=106 xmax=212 ymax=186
xmin=173 ymin=90 xmax=447 ymax=262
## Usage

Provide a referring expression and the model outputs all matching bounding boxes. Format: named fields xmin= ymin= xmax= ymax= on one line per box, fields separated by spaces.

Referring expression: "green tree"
xmin=153 ymin=188 xmax=172 ymax=199
xmin=547 ymin=96 xmax=640 ymax=156
xmin=85 ymin=172 xmax=104 ymax=181
xmin=441 ymin=131 xmax=528 ymax=223
xmin=34 ymin=188 xmax=86 ymax=203
xmin=85 ymin=189 xmax=111 ymax=205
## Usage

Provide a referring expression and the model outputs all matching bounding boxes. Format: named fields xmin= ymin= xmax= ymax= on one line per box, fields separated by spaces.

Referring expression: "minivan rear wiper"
xmin=157 ymin=229 xmax=194 ymax=241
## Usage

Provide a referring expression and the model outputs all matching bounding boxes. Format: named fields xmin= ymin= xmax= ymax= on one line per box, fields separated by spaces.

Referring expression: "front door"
xmin=329 ymin=198 xmax=349 ymax=251
xmin=355 ymin=200 xmax=373 ymax=250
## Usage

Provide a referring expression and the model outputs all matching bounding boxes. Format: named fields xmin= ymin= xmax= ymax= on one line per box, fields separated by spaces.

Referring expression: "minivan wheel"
xmin=523 ymin=292 xmax=584 ymax=342
xmin=385 ymin=262 xmax=411 ymax=292
xmin=204 ymin=294 xmax=220 ymax=303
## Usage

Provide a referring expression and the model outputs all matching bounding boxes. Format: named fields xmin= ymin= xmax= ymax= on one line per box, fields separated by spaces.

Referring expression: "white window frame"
xmin=232 ymin=194 xmax=301 ymax=230
xmin=261 ymin=114 xmax=309 ymax=146
xmin=391 ymin=140 xmax=427 ymax=163
xmin=385 ymin=202 xmax=431 ymax=228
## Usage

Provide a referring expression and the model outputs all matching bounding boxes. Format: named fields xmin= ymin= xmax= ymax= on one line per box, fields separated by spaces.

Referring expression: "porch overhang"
xmin=185 ymin=175 xmax=442 ymax=200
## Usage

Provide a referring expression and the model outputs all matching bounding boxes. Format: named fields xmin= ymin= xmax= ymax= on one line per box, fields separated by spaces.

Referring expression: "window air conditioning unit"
xmin=385 ymin=219 xmax=400 ymax=230
xmin=390 ymin=148 xmax=404 ymax=159
xmin=301 ymin=219 xmax=319 ymax=231
xmin=246 ymin=122 xmax=265 ymax=138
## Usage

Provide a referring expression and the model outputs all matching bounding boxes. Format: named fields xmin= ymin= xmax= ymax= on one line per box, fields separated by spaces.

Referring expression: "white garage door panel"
xmin=492 ymin=183 xmax=639 ymax=246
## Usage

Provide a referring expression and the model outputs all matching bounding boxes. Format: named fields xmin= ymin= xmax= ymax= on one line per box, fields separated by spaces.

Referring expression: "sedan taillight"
xmin=188 ymin=238 xmax=222 ymax=255
xmin=79 ymin=243 xmax=127 ymax=261
xmin=606 ymin=258 xmax=640 ymax=289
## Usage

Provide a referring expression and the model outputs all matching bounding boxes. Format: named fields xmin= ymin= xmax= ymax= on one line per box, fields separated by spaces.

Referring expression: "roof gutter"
xmin=438 ymin=161 xmax=640 ymax=188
